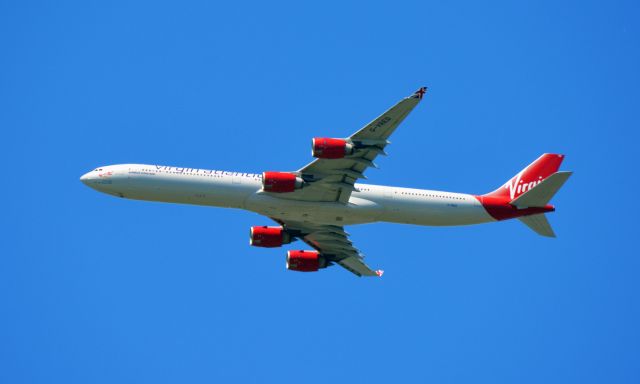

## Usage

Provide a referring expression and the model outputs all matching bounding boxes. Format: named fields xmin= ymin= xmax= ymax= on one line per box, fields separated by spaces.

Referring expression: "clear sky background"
xmin=1 ymin=1 xmax=639 ymax=383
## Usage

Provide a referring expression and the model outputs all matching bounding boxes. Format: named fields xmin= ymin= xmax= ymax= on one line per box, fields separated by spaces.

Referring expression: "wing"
xmin=278 ymin=219 xmax=383 ymax=277
xmin=283 ymin=87 xmax=427 ymax=203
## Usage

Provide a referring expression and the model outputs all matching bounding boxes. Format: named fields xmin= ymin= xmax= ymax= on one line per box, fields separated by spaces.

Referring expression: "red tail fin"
xmin=485 ymin=153 xmax=565 ymax=201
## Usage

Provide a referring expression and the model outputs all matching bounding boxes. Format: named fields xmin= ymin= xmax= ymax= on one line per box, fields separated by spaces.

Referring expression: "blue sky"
xmin=1 ymin=1 xmax=639 ymax=383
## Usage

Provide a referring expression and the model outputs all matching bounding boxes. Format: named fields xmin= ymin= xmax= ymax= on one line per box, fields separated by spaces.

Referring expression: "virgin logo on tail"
xmin=483 ymin=154 xmax=564 ymax=201
xmin=504 ymin=172 xmax=544 ymax=200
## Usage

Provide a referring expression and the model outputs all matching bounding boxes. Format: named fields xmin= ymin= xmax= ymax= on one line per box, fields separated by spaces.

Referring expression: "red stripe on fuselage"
xmin=474 ymin=195 xmax=554 ymax=221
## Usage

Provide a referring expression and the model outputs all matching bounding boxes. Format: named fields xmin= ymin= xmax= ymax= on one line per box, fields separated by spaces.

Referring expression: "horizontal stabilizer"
xmin=511 ymin=171 xmax=572 ymax=208
xmin=518 ymin=214 xmax=556 ymax=238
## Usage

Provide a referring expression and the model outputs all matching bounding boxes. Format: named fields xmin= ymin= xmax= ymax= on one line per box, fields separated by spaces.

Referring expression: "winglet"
xmin=375 ymin=270 xmax=384 ymax=277
xmin=410 ymin=87 xmax=427 ymax=100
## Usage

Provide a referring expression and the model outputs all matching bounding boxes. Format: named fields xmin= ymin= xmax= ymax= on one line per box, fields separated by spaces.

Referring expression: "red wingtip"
xmin=375 ymin=270 xmax=384 ymax=277
xmin=412 ymin=87 xmax=427 ymax=100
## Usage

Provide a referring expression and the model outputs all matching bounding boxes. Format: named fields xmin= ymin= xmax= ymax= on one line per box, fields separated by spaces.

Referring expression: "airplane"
xmin=80 ymin=87 xmax=572 ymax=277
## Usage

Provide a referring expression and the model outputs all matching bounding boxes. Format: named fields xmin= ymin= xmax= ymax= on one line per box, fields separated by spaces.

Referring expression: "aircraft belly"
xmin=379 ymin=196 xmax=495 ymax=226
xmin=121 ymin=175 xmax=254 ymax=208
xmin=244 ymin=194 xmax=382 ymax=225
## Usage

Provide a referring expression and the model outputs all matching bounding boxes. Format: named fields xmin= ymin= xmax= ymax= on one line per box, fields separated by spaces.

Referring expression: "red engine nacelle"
xmin=262 ymin=172 xmax=304 ymax=193
xmin=286 ymin=250 xmax=327 ymax=272
xmin=249 ymin=226 xmax=291 ymax=248
xmin=311 ymin=138 xmax=354 ymax=159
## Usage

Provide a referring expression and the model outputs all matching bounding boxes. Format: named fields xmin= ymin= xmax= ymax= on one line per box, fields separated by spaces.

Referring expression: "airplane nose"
xmin=80 ymin=172 xmax=92 ymax=184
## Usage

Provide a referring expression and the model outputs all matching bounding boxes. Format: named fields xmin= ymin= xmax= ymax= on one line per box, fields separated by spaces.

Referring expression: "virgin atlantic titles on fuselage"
xmin=80 ymin=87 xmax=572 ymax=277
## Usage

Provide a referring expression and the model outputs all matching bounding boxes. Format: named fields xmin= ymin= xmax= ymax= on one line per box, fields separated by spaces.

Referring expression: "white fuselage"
xmin=80 ymin=164 xmax=496 ymax=227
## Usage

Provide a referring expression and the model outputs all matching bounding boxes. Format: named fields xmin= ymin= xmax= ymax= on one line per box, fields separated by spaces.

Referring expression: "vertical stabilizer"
xmin=485 ymin=153 xmax=565 ymax=202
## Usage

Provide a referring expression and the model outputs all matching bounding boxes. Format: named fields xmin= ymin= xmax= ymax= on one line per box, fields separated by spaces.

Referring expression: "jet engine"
xmin=249 ymin=226 xmax=291 ymax=248
xmin=262 ymin=172 xmax=303 ymax=193
xmin=311 ymin=138 xmax=354 ymax=159
xmin=286 ymin=250 xmax=327 ymax=272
